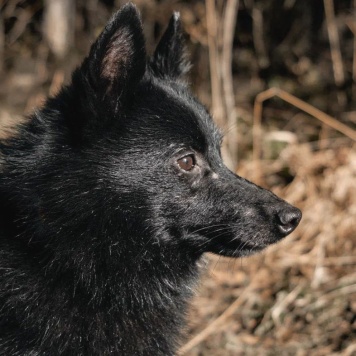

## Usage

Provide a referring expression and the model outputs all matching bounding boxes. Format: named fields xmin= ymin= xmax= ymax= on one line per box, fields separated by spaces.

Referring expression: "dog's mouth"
xmin=207 ymin=239 xmax=267 ymax=257
xmin=185 ymin=225 xmax=279 ymax=258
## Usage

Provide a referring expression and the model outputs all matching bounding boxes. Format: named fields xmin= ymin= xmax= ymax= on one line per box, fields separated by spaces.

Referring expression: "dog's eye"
xmin=177 ymin=155 xmax=195 ymax=171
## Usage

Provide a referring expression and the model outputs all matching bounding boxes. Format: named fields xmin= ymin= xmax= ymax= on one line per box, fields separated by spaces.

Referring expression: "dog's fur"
xmin=0 ymin=4 xmax=301 ymax=355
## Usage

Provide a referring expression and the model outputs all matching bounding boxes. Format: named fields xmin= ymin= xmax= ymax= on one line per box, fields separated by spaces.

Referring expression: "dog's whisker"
xmin=190 ymin=223 xmax=229 ymax=235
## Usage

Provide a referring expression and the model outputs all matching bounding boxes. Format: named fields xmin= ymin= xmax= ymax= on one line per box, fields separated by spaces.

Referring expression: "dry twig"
xmin=205 ymin=0 xmax=238 ymax=170
xmin=252 ymin=5 xmax=269 ymax=69
xmin=323 ymin=0 xmax=346 ymax=106
xmin=323 ymin=0 xmax=345 ymax=87
xmin=222 ymin=0 xmax=239 ymax=168
xmin=206 ymin=0 xmax=224 ymax=125
xmin=43 ymin=0 xmax=75 ymax=58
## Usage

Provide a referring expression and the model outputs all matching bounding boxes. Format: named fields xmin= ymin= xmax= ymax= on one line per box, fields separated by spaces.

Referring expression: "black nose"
xmin=276 ymin=206 xmax=302 ymax=236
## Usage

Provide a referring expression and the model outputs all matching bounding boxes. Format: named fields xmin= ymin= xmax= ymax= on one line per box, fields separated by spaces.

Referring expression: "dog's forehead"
xmin=136 ymin=79 xmax=222 ymax=152
xmin=188 ymin=98 xmax=222 ymax=150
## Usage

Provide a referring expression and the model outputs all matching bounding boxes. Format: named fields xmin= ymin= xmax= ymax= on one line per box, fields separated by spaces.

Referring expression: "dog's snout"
xmin=276 ymin=206 xmax=302 ymax=236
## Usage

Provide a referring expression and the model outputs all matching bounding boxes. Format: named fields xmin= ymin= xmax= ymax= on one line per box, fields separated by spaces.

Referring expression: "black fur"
xmin=0 ymin=4 xmax=301 ymax=355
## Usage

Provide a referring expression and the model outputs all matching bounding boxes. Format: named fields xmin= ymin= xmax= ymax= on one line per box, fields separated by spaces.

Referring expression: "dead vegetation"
xmin=0 ymin=0 xmax=355 ymax=355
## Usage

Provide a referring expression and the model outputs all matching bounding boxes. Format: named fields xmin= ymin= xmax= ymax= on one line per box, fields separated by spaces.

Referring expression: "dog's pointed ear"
xmin=78 ymin=3 xmax=146 ymax=115
xmin=150 ymin=12 xmax=190 ymax=79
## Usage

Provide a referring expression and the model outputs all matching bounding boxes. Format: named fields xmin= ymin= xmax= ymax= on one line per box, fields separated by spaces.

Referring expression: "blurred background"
xmin=0 ymin=0 xmax=355 ymax=354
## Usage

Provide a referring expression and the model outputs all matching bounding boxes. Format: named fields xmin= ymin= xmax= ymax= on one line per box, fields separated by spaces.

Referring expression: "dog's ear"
xmin=77 ymin=3 xmax=146 ymax=117
xmin=150 ymin=13 xmax=190 ymax=79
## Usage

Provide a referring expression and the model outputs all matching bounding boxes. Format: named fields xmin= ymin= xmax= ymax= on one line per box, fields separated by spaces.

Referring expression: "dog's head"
xmin=9 ymin=4 xmax=301 ymax=258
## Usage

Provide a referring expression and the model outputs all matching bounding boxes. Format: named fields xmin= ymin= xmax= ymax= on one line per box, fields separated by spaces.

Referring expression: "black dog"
xmin=0 ymin=3 xmax=301 ymax=355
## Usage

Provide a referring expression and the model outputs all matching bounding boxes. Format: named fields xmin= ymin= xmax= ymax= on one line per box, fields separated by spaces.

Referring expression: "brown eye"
xmin=177 ymin=155 xmax=195 ymax=171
